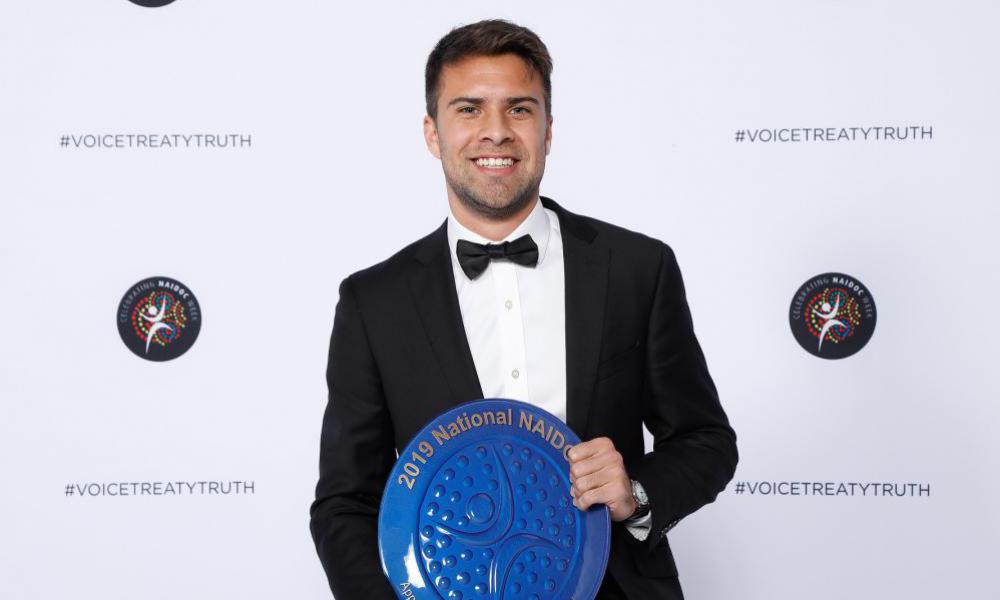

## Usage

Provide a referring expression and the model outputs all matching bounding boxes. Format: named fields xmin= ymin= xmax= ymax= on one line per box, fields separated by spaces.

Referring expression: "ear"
xmin=423 ymin=115 xmax=441 ymax=159
xmin=545 ymin=113 xmax=553 ymax=155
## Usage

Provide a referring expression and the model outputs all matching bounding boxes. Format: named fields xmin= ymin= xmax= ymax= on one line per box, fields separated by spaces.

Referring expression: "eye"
xmin=457 ymin=106 xmax=480 ymax=115
xmin=510 ymin=106 xmax=531 ymax=116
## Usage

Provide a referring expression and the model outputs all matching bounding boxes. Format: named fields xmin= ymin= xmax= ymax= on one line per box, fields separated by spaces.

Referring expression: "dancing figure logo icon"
xmin=116 ymin=276 xmax=202 ymax=362
xmin=789 ymin=273 xmax=876 ymax=359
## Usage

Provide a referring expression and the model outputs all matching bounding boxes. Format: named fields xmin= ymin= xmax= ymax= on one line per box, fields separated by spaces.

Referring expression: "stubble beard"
xmin=444 ymin=158 xmax=544 ymax=221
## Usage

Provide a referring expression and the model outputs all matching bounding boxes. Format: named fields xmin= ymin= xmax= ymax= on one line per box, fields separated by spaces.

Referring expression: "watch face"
xmin=631 ymin=480 xmax=649 ymax=505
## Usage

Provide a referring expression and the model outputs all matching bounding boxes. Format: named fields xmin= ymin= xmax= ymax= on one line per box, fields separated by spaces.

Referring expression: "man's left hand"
xmin=567 ymin=436 xmax=637 ymax=522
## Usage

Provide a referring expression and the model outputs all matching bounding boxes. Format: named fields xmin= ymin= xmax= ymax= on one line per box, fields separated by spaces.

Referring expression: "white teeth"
xmin=475 ymin=157 xmax=515 ymax=168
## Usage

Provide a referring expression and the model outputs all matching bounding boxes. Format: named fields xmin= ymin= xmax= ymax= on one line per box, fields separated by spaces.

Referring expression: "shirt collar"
xmin=446 ymin=198 xmax=552 ymax=265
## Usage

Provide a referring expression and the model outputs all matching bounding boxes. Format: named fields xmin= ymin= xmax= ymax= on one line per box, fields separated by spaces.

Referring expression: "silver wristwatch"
xmin=628 ymin=479 xmax=650 ymax=520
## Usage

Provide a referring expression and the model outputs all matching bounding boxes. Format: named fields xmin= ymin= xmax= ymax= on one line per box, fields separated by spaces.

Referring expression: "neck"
xmin=447 ymin=193 xmax=539 ymax=242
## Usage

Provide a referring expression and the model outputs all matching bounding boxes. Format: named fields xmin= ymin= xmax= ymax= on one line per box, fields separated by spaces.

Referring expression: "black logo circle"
xmin=789 ymin=273 xmax=876 ymax=359
xmin=128 ymin=0 xmax=178 ymax=7
xmin=117 ymin=276 xmax=202 ymax=362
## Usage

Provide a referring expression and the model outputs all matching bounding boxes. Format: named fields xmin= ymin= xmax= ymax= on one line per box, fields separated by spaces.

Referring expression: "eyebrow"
xmin=446 ymin=96 xmax=542 ymax=108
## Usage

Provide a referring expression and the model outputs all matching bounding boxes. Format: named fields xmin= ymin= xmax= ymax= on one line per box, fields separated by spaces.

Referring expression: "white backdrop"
xmin=2 ymin=1 xmax=998 ymax=598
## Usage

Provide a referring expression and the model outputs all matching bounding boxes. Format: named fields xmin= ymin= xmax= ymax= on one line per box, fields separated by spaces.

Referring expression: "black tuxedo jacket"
xmin=310 ymin=197 xmax=737 ymax=599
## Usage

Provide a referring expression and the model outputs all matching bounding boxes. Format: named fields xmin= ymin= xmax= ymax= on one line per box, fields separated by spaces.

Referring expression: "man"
xmin=310 ymin=19 xmax=737 ymax=599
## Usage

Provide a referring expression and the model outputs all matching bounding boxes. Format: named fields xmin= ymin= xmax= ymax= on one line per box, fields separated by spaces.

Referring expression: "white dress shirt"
xmin=446 ymin=198 xmax=652 ymax=540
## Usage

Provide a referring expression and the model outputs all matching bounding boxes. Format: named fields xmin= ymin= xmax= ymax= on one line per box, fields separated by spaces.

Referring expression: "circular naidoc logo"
xmin=789 ymin=273 xmax=876 ymax=359
xmin=128 ymin=0 xmax=178 ymax=7
xmin=116 ymin=276 xmax=201 ymax=361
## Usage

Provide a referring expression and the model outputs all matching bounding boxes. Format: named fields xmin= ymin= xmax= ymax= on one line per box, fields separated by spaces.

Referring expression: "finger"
xmin=569 ymin=450 xmax=621 ymax=482
xmin=567 ymin=437 xmax=612 ymax=462
xmin=572 ymin=479 xmax=628 ymax=512
xmin=571 ymin=460 xmax=627 ymax=494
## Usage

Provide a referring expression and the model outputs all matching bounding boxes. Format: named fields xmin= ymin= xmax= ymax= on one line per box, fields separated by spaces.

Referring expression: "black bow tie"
xmin=456 ymin=234 xmax=539 ymax=280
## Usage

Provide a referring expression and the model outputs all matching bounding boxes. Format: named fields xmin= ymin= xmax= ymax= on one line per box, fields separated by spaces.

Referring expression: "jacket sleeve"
xmin=309 ymin=275 xmax=398 ymax=599
xmin=626 ymin=244 xmax=739 ymax=554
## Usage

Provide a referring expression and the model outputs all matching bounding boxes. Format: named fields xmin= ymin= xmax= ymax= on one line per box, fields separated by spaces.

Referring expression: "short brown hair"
xmin=425 ymin=19 xmax=553 ymax=119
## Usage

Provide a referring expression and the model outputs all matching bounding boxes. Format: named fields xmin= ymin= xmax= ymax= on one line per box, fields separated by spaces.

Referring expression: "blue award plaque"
xmin=379 ymin=398 xmax=611 ymax=600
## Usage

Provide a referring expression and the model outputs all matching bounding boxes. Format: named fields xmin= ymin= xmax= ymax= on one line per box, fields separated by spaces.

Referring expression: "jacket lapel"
xmin=541 ymin=197 xmax=609 ymax=438
xmin=408 ymin=222 xmax=484 ymax=407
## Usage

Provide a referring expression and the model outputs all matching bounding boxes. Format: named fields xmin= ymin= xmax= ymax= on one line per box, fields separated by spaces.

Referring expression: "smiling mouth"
xmin=472 ymin=157 xmax=518 ymax=169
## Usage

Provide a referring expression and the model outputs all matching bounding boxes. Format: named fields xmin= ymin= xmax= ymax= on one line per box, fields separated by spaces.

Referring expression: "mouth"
xmin=470 ymin=155 xmax=519 ymax=174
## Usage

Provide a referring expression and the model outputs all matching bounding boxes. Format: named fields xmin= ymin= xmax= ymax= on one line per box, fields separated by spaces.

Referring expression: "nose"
xmin=478 ymin=108 xmax=515 ymax=146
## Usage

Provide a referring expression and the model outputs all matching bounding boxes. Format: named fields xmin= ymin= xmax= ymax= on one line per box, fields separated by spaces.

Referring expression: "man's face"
xmin=424 ymin=53 xmax=552 ymax=221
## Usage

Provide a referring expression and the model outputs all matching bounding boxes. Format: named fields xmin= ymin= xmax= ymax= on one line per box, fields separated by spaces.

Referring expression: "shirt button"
xmin=505 ymin=299 xmax=513 ymax=310
xmin=511 ymin=368 xmax=520 ymax=379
